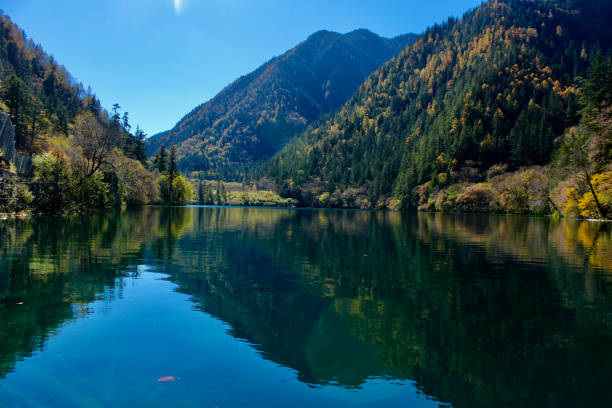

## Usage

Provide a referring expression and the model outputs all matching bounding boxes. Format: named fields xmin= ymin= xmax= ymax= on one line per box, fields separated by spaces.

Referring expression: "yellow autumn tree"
xmin=577 ymin=171 xmax=612 ymax=219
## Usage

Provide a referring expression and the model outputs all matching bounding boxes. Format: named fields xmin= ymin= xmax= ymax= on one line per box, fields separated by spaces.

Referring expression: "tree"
xmin=133 ymin=126 xmax=148 ymax=164
xmin=153 ymin=145 xmax=168 ymax=173
xmin=221 ymin=181 xmax=227 ymax=203
xmin=32 ymin=152 xmax=73 ymax=213
xmin=116 ymin=156 xmax=160 ymax=206
xmin=168 ymin=146 xmax=178 ymax=179
xmin=3 ymin=75 xmax=31 ymax=150
xmin=73 ymin=111 xmax=117 ymax=178
xmin=111 ymin=103 xmax=121 ymax=124
xmin=122 ymin=111 xmax=131 ymax=133
xmin=42 ymin=66 xmax=57 ymax=97
xmin=159 ymin=174 xmax=193 ymax=205
xmin=574 ymin=171 xmax=612 ymax=218
xmin=166 ymin=146 xmax=179 ymax=201
xmin=556 ymin=56 xmax=612 ymax=219
xmin=557 ymin=124 xmax=609 ymax=218
xmin=86 ymin=93 xmax=101 ymax=115
xmin=198 ymin=177 xmax=205 ymax=205
xmin=70 ymin=158 xmax=109 ymax=209
xmin=584 ymin=53 xmax=612 ymax=111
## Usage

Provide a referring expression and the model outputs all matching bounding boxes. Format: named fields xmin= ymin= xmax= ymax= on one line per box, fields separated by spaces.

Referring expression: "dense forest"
xmin=146 ymin=29 xmax=416 ymax=179
xmin=257 ymin=0 xmax=612 ymax=219
xmin=0 ymin=12 xmax=192 ymax=214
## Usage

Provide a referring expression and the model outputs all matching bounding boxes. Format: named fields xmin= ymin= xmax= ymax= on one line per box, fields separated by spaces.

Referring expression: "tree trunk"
xmin=585 ymin=169 xmax=607 ymax=219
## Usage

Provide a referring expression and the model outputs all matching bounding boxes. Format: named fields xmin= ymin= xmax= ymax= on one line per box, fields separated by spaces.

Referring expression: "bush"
xmin=0 ymin=178 xmax=33 ymax=213
xmin=455 ymin=183 xmax=498 ymax=212
xmin=434 ymin=186 xmax=461 ymax=212
xmin=32 ymin=152 xmax=74 ymax=213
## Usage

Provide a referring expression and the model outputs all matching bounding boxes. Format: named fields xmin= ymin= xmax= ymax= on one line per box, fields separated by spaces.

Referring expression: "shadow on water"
xmin=1 ymin=207 xmax=612 ymax=407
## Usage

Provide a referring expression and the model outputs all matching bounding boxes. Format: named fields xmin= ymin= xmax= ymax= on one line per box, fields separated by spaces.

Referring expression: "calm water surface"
xmin=1 ymin=207 xmax=611 ymax=407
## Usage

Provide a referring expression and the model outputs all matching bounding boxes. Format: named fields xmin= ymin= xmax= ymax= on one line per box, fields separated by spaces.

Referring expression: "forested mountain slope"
xmin=259 ymin=0 xmax=612 ymax=213
xmin=0 ymin=12 xmax=160 ymax=214
xmin=0 ymin=12 xmax=150 ymax=161
xmin=0 ymin=13 xmax=101 ymax=153
xmin=146 ymin=29 xmax=416 ymax=178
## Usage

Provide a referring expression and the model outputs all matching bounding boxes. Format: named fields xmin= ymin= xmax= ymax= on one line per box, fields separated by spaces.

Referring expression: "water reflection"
xmin=1 ymin=208 xmax=611 ymax=407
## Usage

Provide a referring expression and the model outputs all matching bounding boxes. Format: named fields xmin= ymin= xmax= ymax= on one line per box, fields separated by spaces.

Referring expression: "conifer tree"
xmin=154 ymin=145 xmax=168 ymax=173
xmin=198 ymin=177 xmax=205 ymax=205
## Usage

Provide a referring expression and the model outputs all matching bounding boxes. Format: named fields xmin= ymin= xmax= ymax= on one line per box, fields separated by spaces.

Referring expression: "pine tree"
xmin=111 ymin=103 xmax=121 ymax=125
xmin=206 ymin=184 xmax=214 ymax=205
xmin=122 ymin=112 xmax=131 ymax=133
xmin=3 ymin=75 xmax=31 ymax=150
xmin=198 ymin=177 xmax=205 ymax=205
xmin=154 ymin=145 xmax=168 ymax=173
xmin=169 ymin=146 xmax=178 ymax=179
xmin=220 ymin=181 xmax=226 ymax=205
xmin=133 ymin=126 xmax=148 ymax=164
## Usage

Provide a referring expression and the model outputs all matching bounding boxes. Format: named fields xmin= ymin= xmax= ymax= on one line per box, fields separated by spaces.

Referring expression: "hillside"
xmin=146 ymin=29 xmax=416 ymax=178
xmin=0 ymin=13 xmax=99 ymax=154
xmin=0 ymin=12 xmax=160 ymax=214
xmin=258 ymin=0 xmax=612 ymax=216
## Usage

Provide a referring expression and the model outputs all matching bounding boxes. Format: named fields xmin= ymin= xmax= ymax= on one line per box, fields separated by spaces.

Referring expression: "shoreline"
xmin=2 ymin=207 xmax=611 ymax=223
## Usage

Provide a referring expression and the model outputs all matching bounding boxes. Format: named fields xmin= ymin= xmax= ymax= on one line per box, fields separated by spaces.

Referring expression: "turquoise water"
xmin=1 ymin=207 xmax=611 ymax=407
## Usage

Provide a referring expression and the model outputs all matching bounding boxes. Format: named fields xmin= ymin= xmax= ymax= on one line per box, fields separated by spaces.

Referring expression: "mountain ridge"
xmin=146 ymin=28 xmax=416 ymax=178
xmin=258 ymin=0 xmax=612 ymax=212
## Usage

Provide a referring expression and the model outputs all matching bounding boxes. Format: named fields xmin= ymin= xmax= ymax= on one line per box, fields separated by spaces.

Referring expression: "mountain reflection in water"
xmin=1 ymin=207 xmax=611 ymax=408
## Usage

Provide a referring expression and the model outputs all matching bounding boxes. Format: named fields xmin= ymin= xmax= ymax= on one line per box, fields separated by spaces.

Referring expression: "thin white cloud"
xmin=174 ymin=0 xmax=185 ymax=15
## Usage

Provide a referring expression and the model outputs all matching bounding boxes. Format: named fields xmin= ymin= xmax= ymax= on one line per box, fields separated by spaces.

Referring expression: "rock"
xmin=0 ymin=113 xmax=32 ymax=177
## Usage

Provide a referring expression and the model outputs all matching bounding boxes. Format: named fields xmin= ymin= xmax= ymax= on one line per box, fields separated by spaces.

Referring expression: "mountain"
xmin=146 ymin=29 xmax=416 ymax=177
xmin=259 ymin=0 xmax=612 ymax=210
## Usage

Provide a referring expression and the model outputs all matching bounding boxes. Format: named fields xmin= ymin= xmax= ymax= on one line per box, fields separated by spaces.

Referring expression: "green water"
xmin=0 ymin=207 xmax=611 ymax=407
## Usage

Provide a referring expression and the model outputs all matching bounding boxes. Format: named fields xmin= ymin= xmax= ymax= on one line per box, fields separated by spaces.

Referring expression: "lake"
xmin=1 ymin=207 xmax=611 ymax=407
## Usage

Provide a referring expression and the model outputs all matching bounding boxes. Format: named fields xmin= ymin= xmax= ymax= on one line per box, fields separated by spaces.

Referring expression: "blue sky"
xmin=2 ymin=0 xmax=483 ymax=136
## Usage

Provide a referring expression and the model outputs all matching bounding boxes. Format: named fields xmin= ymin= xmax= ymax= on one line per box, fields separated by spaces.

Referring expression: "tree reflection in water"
xmin=1 ymin=208 xmax=611 ymax=407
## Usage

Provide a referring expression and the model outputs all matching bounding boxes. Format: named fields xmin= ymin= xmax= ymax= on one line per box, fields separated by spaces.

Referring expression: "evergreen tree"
xmin=169 ymin=146 xmax=178 ymax=179
xmin=206 ymin=184 xmax=214 ymax=205
xmin=198 ymin=177 xmax=205 ymax=205
xmin=122 ymin=112 xmax=131 ymax=133
xmin=133 ymin=126 xmax=148 ymax=164
xmin=154 ymin=145 xmax=168 ymax=173
xmin=112 ymin=104 xmax=121 ymax=120
xmin=221 ymin=182 xmax=227 ymax=204
xmin=3 ymin=74 xmax=31 ymax=150
xmin=584 ymin=52 xmax=612 ymax=111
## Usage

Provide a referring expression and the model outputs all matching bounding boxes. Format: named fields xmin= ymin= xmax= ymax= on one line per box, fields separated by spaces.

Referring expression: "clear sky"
xmin=2 ymin=0 xmax=483 ymax=136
